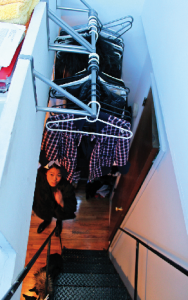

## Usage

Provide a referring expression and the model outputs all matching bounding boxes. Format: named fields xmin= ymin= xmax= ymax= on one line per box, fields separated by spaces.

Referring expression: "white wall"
xmin=0 ymin=2 xmax=59 ymax=299
xmin=110 ymin=1 xmax=188 ymax=299
xmin=142 ymin=0 xmax=188 ymax=233
xmin=110 ymin=91 xmax=188 ymax=300
xmin=1 ymin=0 xmax=187 ymax=299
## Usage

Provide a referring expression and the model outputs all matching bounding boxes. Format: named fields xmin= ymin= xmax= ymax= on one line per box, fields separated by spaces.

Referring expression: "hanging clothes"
xmin=50 ymin=78 xmax=130 ymax=120
xmin=40 ymin=112 xmax=131 ymax=184
xmin=87 ymin=112 xmax=131 ymax=181
xmin=54 ymin=35 xmax=124 ymax=79
xmin=39 ymin=6 xmax=134 ymax=186
xmin=41 ymin=114 xmax=82 ymax=183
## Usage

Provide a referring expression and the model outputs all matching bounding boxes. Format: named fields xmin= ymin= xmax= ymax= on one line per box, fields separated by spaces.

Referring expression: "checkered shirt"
xmin=88 ymin=115 xmax=131 ymax=181
xmin=41 ymin=113 xmax=131 ymax=183
xmin=41 ymin=114 xmax=83 ymax=183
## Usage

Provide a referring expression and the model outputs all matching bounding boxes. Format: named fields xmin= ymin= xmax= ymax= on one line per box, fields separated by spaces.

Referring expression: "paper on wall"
xmin=0 ymin=22 xmax=25 ymax=68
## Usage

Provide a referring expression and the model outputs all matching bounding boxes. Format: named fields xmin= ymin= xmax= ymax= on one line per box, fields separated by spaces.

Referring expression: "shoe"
xmin=37 ymin=220 xmax=51 ymax=234
xmin=55 ymin=220 xmax=62 ymax=237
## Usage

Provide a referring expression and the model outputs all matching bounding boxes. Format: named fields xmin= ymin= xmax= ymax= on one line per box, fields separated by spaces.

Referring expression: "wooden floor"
xmin=20 ymin=181 xmax=110 ymax=299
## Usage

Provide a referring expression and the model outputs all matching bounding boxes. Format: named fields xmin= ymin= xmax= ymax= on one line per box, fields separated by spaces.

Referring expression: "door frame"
xmin=109 ymin=73 xmax=167 ymax=242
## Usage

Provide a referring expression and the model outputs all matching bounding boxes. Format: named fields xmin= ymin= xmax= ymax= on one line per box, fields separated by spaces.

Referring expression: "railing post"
xmin=45 ymin=237 xmax=51 ymax=297
xmin=59 ymin=222 xmax=63 ymax=254
xmin=134 ymin=241 xmax=139 ymax=300
xmin=2 ymin=227 xmax=56 ymax=300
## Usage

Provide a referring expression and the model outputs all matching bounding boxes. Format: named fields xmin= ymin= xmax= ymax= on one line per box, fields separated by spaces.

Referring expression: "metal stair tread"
xmin=62 ymin=254 xmax=111 ymax=265
xmin=63 ymin=261 xmax=117 ymax=274
xmin=62 ymin=248 xmax=109 ymax=258
xmin=53 ymin=286 xmax=132 ymax=300
xmin=54 ymin=272 xmax=125 ymax=287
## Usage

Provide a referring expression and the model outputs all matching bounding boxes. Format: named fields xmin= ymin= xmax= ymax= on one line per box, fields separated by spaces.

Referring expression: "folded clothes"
xmin=0 ymin=0 xmax=39 ymax=25
xmin=0 ymin=0 xmax=28 ymax=4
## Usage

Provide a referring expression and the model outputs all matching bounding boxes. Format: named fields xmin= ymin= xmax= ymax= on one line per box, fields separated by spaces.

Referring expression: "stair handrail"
xmin=2 ymin=226 xmax=60 ymax=300
xmin=109 ymin=227 xmax=188 ymax=300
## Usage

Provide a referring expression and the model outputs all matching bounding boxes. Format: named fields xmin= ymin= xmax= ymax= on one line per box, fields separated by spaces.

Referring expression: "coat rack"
xmin=19 ymin=0 xmax=100 ymax=117
xmin=19 ymin=0 xmax=133 ymax=119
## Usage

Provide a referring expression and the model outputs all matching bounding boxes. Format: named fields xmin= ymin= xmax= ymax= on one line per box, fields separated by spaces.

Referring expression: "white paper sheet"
xmin=0 ymin=22 xmax=25 ymax=68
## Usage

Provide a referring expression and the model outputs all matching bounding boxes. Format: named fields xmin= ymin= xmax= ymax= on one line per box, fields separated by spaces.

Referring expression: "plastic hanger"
xmin=46 ymin=101 xmax=133 ymax=140
xmin=50 ymin=75 xmax=128 ymax=99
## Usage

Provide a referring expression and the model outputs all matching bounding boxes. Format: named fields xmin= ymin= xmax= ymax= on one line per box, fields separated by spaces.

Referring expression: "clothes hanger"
xmin=54 ymin=69 xmax=126 ymax=89
xmin=55 ymin=34 xmax=124 ymax=58
xmin=49 ymin=75 xmax=130 ymax=119
xmin=102 ymin=16 xmax=134 ymax=39
xmin=58 ymin=15 xmax=132 ymax=44
xmin=49 ymin=79 xmax=130 ymax=120
xmin=49 ymin=99 xmax=131 ymax=121
xmin=50 ymin=75 xmax=128 ymax=98
xmin=45 ymin=101 xmax=133 ymax=140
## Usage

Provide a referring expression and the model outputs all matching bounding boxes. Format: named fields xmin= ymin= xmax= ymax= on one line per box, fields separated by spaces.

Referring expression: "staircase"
xmin=53 ymin=248 xmax=132 ymax=300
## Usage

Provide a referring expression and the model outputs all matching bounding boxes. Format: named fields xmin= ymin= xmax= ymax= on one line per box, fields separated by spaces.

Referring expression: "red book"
xmin=0 ymin=40 xmax=24 ymax=92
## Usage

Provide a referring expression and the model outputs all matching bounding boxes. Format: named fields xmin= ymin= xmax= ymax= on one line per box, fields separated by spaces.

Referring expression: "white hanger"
xmin=46 ymin=101 xmax=133 ymax=140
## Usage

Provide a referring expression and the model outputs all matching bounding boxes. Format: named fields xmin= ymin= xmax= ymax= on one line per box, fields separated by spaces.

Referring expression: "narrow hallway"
xmin=21 ymin=181 xmax=110 ymax=298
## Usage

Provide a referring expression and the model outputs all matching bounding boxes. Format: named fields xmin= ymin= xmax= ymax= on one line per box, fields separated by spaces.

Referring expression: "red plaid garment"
xmin=88 ymin=115 xmax=131 ymax=181
xmin=41 ymin=114 xmax=131 ymax=183
xmin=41 ymin=114 xmax=83 ymax=183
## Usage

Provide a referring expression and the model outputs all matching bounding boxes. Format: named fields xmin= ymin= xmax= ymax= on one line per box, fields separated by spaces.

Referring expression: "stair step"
xmin=52 ymin=249 xmax=132 ymax=299
xmin=53 ymin=286 xmax=132 ymax=300
xmin=55 ymin=272 xmax=125 ymax=288
xmin=62 ymin=248 xmax=109 ymax=258
xmin=63 ymin=262 xmax=117 ymax=274
xmin=63 ymin=254 xmax=111 ymax=265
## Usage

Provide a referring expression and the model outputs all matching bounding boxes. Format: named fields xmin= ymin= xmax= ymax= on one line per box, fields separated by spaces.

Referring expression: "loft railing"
xmin=2 ymin=226 xmax=62 ymax=300
xmin=109 ymin=227 xmax=188 ymax=300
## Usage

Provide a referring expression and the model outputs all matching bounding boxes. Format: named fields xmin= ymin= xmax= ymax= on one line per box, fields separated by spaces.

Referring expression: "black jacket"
xmin=33 ymin=168 xmax=77 ymax=221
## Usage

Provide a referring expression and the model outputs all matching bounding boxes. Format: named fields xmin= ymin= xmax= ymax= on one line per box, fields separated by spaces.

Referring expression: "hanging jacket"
xmin=54 ymin=35 xmax=123 ymax=79
xmin=50 ymin=78 xmax=127 ymax=118
xmin=77 ymin=79 xmax=126 ymax=116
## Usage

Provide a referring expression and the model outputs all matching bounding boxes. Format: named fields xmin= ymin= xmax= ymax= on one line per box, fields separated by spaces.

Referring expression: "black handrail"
xmin=109 ymin=227 xmax=188 ymax=300
xmin=118 ymin=227 xmax=188 ymax=276
xmin=2 ymin=227 xmax=56 ymax=300
xmin=134 ymin=241 xmax=139 ymax=300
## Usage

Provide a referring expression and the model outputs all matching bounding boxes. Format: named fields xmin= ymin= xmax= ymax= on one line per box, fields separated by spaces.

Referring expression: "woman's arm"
xmin=53 ymin=189 xmax=64 ymax=207
xmin=62 ymin=182 xmax=77 ymax=212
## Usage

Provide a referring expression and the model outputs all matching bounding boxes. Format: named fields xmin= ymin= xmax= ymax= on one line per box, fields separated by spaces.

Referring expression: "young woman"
xmin=33 ymin=161 xmax=77 ymax=236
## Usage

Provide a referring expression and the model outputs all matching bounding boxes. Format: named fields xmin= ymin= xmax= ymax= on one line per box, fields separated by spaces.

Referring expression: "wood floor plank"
xmin=20 ymin=186 xmax=110 ymax=299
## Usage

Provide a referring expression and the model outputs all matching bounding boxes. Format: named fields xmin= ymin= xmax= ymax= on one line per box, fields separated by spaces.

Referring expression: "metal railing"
xmin=2 ymin=226 xmax=62 ymax=300
xmin=109 ymin=227 xmax=188 ymax=300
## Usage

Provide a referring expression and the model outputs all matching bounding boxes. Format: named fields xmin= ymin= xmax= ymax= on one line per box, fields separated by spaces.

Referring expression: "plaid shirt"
xmin=41 ymin=113 xmax=131 ymax=183
xmin=88 ymin=115 xmax=131 ymax=181
xmin=41 ymin=114 xmax=82 ymax=183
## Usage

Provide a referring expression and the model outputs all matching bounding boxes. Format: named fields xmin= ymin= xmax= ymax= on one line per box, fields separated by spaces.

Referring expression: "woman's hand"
xmin=54 ymin=189 xmax=64 ymax=207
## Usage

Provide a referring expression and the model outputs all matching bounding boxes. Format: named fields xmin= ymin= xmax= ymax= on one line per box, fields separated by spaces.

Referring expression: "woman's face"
xmin=46 ymin=167 xmax=62 ymax=187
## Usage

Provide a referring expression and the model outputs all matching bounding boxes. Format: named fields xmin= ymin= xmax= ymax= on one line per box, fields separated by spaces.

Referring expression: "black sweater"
xmin=33 ymin=168 xmax=77 ymax=221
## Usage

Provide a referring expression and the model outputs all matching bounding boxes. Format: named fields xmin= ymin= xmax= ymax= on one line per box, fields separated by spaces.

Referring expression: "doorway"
xmin=109 ymin=87 xmax=160 ymax=240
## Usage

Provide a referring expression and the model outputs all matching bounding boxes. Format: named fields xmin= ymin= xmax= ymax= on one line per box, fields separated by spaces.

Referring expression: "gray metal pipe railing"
xmin=33 ymin=69 xmax=95 ymax=117
xmin=49 ymin=43 xmax=90 ymax=54
xmin=48 ymin=9 xmax=93 ymax=53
